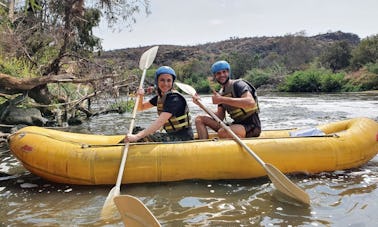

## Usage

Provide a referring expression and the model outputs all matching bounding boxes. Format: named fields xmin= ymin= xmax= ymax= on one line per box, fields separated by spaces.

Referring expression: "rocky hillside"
xmin=96 ymin=31 xmax=360 ymax=70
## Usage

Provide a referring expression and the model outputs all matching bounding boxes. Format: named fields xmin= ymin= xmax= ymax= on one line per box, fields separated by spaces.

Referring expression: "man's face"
xmin=214 ymin=69 xmax=229 ymax=84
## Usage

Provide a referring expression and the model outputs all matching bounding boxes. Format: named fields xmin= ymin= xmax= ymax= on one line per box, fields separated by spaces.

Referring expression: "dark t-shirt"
xmin=148 ymin=92 xmax=193 ymax=141
xmin=218 ymin=80 xmax=254 ymax=109
xmin=220 ymin=80 xmax=261 ymax=137
xmin=149 ymin=93 xmax=186 ymax=117
xmin=233 ymin=80 xmax=253 ymax=97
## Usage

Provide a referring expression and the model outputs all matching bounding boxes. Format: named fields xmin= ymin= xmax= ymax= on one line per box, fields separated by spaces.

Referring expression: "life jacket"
xmin=157 ymin=91 xmax=191 ymax=133
xmin=219 ymin=79 xmax=259 ymax=123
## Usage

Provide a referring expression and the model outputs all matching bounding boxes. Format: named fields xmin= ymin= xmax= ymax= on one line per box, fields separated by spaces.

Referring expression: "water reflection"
xmin=1 ymin=92 xmax=378 ymax=226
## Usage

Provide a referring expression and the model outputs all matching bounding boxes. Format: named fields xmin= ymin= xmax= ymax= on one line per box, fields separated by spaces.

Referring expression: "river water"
xmin=1 ymin=92 xmax=378 ymax=226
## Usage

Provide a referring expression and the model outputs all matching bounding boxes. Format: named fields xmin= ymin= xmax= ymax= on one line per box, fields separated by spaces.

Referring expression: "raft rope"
xmin=8 ymin=130 xmax=340 ymax=149
xmin=8 ymin=130 xmax=98 ymax=148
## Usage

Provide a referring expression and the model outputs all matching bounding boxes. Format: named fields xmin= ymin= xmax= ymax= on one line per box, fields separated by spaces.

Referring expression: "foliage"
xmin=344 ymin=69 xmax=378 ymax=91
xmin=72 ymin=8 xmax=102 ymax=52
xmin=320 ymin=41 xmax=352 ymax=72
xmin=244 ymin=68 xmax=273 ymax=88
xmin=172 ymin=59 xmax=212 ymax=93
xmin=47 ymin=83 xmax=93 ymax=102
xmin=276 ymin=33 xmax=319 ymax=71
xmin=320 ymin=72 xmax=345 ymax=92
xmin=0 ymin=56 xmax=38 ymax=77
xmin=350 ymin=34 xmax=378 ymax=69
xmin=366 ymin=62 xmax=378 ymax=74
xmin=227 ymin=52 xmax=259 ymax=79
xmin=279 ymin=69 xmax=346 ymax=92
xmin=109 ymin=100 xmax=134 ymax=113
xmin=1 ymin=0 xmax=150 ymax=76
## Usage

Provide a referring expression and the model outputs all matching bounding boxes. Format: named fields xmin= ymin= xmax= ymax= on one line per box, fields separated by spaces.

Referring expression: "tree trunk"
xmin=0 ymin=73 xmax=75 ymax=95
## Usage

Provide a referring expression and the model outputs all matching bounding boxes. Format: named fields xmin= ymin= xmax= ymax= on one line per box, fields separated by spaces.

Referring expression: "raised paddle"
xmin=101 ymin=46 xmax=159 ymax=219
xmin=114 ymin=195 xmax=161 ymax=226
xmin=175 ymin=82 xmax=310 ymax=205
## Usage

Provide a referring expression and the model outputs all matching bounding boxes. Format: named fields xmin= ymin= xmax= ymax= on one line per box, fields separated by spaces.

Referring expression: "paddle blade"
xmin=114 ymin=195 xmax=161 ymax=227
xmin=265 ymin=163 xmax=310 ymax=205
xmin=175 ymin=82 xmax=196 ymax=96
xmin=139 ymin=46 xmax=159 ymax=70
xmin=101 ymin=186 xmax=120 ymax=220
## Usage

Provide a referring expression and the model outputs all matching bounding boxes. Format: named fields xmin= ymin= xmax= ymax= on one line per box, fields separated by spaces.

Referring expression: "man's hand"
xmin=211 ymin=90 xmax=222 ymax=104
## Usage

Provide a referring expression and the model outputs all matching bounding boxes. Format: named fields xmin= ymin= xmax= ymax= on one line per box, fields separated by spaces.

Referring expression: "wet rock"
xmin=67 ymin=117 xmax=82 ymax=126
xmin=3 ymin=106 xmax=48 ymax=126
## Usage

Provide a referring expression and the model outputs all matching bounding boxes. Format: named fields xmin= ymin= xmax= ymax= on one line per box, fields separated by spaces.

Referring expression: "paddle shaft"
xmin=175 ymin=81 xmax=310 ymax=204
xmin=101 ymin=46 xmax=159 ymax=220
xmin=195 ymin=97 xmax=310 ymax=204
xmin=195 ymin=100 xmax=266 ymax=166
xmin=115 ymin=64 xmax=148 ymax=189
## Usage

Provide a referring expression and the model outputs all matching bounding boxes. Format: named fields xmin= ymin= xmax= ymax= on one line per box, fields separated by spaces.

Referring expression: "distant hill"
xmin=96 ymin=31 xmax=360 ymax=70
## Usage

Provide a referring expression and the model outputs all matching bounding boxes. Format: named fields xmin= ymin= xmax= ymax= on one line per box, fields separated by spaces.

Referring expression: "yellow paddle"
xmin=175 ymin=82 xmax=310 ymax=205
xmin=114 ymin=195 xmax=161 ymax=226
xmin=101 ymin=46 xmax=159 ymax=219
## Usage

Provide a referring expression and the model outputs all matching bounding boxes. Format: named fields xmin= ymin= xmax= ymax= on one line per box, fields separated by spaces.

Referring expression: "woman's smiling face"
xmin=157 ymin=74 xmax=174 ymax=93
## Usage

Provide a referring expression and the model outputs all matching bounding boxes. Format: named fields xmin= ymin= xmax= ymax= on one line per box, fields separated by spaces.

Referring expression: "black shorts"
xmin=238 ymin=113 xmax=261 ymax=137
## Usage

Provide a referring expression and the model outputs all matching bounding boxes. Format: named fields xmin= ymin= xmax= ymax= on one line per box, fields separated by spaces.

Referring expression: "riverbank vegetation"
xmin=0 ymin=0 xmax=149 ymax=128
xmin=0 ymin=1 xmax=377 ymax=128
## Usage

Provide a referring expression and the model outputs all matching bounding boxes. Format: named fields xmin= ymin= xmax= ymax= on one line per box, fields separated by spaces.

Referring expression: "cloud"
xmin=208 ymin=19 xmax=223 ymax=26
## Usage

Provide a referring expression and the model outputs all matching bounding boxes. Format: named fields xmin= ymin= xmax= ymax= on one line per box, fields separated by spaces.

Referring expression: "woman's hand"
xmin=124 ymin=133 xmax=140 ymax=143
xmin=192 ymin=93 xmax=201 ymax=105
xmin=136 ymin=88 xmax=145 ymax=96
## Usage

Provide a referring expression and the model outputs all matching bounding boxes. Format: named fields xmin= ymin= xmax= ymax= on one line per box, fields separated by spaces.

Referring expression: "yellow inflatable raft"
xmin=7 ymin=117 xmax=378 ymax=185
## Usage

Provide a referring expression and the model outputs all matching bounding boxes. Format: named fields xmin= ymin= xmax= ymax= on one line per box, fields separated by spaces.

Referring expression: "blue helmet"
xmin=211 ymin=60 xmax=231 ymax=84
xmin=154 ymin=66 xmax=176 ymax=85
xmin=211 ymin=60 xmax=231 ymax=75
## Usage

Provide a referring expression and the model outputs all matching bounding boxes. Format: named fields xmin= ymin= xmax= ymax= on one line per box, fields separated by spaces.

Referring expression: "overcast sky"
xmin=93 ymin=0 xmax=378 ymax=50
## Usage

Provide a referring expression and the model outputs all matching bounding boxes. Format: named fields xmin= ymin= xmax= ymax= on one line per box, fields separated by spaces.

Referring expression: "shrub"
xmin=320 ymin=73 xmax=345 ymax=92
xmin=0 ymin=57 xmax=37 ymax=78
xmin=366 ymin=62 xmax=378 ymax=74
xmin=244 ymin=69 xmax=272 ymax=88
xmin=110 ymin=100 xmax=134 ymax=113
xmin=280 ymin=69 xmax=346 ymax=92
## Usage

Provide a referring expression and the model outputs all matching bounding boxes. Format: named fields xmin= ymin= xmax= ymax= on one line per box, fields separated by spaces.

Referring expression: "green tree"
xmin=0 ymin=0 xmax=151 ymax=124
xmin=351 ymin=35 xmax=378 ymax=69
xmin=0 ymin=0 xmax=150 ymax=100
xmin=227 ymin=52 xmax=259 ymax=78
xmin=277 ymin=32 xmax=318 ymax=71
xmin=321 ymin=41 xmax=352 ymax=72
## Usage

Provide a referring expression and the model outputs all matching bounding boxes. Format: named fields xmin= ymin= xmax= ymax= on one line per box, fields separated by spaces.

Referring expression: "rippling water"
xmin=1 ymin=92 xmax=377 ymax=226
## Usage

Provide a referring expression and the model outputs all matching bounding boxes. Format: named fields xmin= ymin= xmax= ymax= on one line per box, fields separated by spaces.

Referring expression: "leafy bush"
xmin=0 ymin=57 xmax=37 ymax=78
xmin=183 ymin=74 xmax=211 ymax=94
xmin=366 ymin=62 xmax=378 ymax=74
xmin=320 ymin=73 xmax=345 ymax=92
xmin=244 ymin=68 xmax=272 ymax=88
xmin=280 ymin=70 xmax=321 ymax=92
xmin=279 ymin=69 xmax=346 ymax=92
xmin=110 ymin=100 xmax=134 ymax=113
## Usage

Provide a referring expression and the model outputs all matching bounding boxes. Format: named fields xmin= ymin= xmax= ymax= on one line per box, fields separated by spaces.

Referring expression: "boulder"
xmin=3 ymin=106 xmax=48 ymax=126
